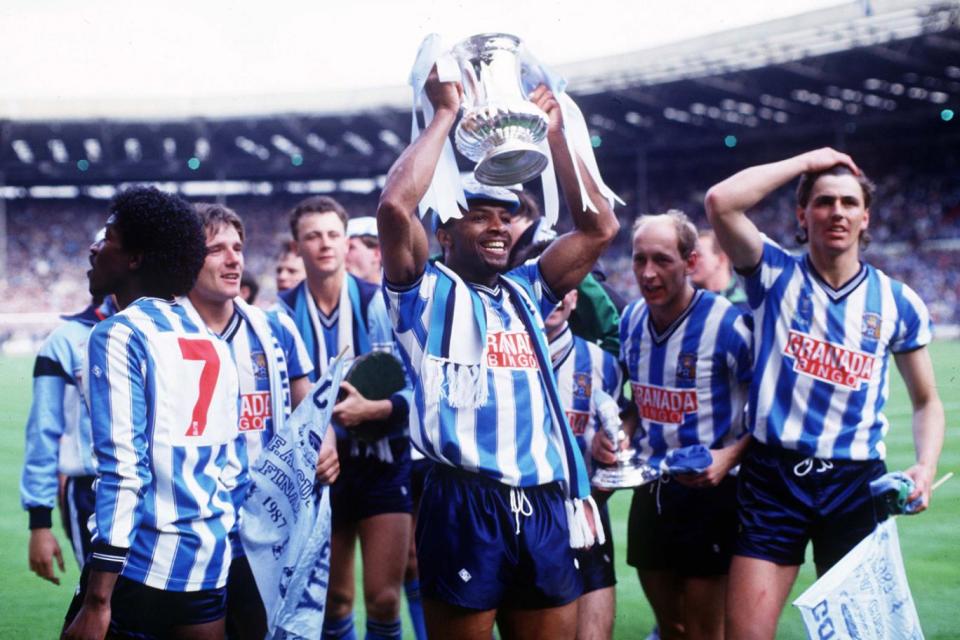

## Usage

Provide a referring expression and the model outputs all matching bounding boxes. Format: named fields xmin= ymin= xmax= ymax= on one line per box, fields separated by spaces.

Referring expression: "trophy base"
xmin=474 ymin=142 xmax=549 ymax=186
xmin=591 ymin=460 xmax=660 ymax=491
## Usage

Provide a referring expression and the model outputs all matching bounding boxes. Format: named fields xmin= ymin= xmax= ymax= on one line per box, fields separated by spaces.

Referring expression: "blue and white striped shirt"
xmin=620 ymin=290 xmax=752 ymax=468
xmin=385 ymin=260 xmax=571 ymax=488
xmin=549 ymin=326 xmax=623 ymax=474
xmin=21 ymin=299 xmax=115 ymax=529
xmin=86 ymin=298 xmax=241 ymax=591
xmin=744 ymin=238 xmax=932 ymax=460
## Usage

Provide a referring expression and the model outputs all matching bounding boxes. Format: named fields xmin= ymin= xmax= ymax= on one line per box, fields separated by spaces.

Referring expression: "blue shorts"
xmin=65 ymin=565 xmax=226 ymax=638
xmin=410 ymin=456 xmax=434 ymax=505
xmin=330 ymin=437 xmax=412 ymax=524
xmin=62 ymin=475 xmax=96 ymax=569
xmin=576 ymin=499 xmax=616 ymax=594
xmin=416 ymin=464 xmax=583 ymax=611
xmin=734 ymin=442 xmax=887 ymax=571
xmin=627 ymin=474 xmax=738 ymax=577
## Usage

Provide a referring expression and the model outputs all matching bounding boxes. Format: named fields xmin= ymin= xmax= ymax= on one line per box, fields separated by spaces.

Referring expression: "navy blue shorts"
xmin=627 ymin=474 xmax=738 ymax=577
xmin=410 ymin=456 xmax=434 ymax=505
xmin=576 ymin=499 xmax=616 ymax=594
xmin=330 ymin=437 xmax=412 ymax=524
xmin=62 ymin=475 xmax=96 ymax=569
xmin=65 ymin=565 xmax=226 ymax=638
xmin=416 ymin=464 xmax=583 ymax=611
xmin=734 ymin=442 xmax=886 ymax=571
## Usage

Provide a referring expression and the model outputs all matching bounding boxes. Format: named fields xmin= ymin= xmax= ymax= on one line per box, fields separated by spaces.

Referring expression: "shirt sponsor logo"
xmin=783 ymin=330 xmax=876 ymax=390
xmin=486 ymin=332 xmax=539 ymax=370
xmin=632 ymin=382 xmax=698 ymax=425
xmin=240 ymin=391 xmax=272 ymax=432
xmin=566 ymin=409 xmax=590 ymax=435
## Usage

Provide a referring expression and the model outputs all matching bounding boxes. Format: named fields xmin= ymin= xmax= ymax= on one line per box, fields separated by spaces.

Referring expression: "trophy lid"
xmin=453 ymin=33 xmax=522 ymax=60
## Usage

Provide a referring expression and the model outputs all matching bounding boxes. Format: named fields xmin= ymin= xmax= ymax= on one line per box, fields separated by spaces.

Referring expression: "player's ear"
xmin=685 ymin=248 xmax=699 ymax=275
xmin=128 ymin=251 xmax=144 ymax=271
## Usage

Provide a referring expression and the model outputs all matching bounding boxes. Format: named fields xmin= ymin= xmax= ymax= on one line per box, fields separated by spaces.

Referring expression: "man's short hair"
xmin=194 ymin=203 xmax=245 ymax=242
xmin=796 ymin=164 xmax=875 ymax=209
xmin=108 ymin=186 xmax=206 ymax=298
xmin=277 ymin=239 xmax=298 ymax=259
xmin=289 ymin=196 xmax=349 ymax=240
xmin=632 ymin=210 xmax=698 ymax=260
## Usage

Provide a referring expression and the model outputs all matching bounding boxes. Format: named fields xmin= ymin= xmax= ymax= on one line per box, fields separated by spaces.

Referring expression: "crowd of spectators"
xmin=2 ymin=164 xmax=959 ymax=342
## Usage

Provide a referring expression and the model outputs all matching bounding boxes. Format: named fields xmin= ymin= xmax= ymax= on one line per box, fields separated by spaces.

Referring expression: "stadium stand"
xmin=1 ymin=0 xmax=958 ymax=350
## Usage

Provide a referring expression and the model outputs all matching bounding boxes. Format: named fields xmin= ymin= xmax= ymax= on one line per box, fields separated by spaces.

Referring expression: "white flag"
xmin=793 ymin=518 xmax=924 ymax=640
xmin=240 ymin=353 xmax=347 ymax=640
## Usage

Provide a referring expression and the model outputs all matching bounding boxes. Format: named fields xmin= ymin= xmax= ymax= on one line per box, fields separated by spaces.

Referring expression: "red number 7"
xmin=178 ymin=338 xmax=221 ymax=437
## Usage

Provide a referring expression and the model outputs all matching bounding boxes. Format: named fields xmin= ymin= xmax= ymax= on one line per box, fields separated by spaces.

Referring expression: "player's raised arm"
xmin=893 ymin=346 xmax=945 ymax=511
xmin=704 ymin=147 xmax=860 ymax=271
xmin=533 ymin=86 xmax=620 ymax=297
xmin=377 ymin=68 xmax=462 ymax=286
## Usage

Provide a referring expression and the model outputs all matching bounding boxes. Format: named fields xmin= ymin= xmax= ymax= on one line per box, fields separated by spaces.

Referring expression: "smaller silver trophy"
xmin=591 ymin=394 xmax=659 ymax=490
xmin=452 ymin=33 xmax=550 ymax=186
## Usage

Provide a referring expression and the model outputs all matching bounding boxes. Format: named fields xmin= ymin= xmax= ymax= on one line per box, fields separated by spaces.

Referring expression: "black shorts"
xmin=410 ymin=456 xmax=434 ymax=506
xmin=627 ymin=475 xmax=738 ymax=577
xmin=330 ymin=437 xmax=412 ymax=524
xmin=576 ymin=500 xmax=616 ymax=594
xmin=62 ymin=475 xmax=96 ymax=569
xmin=65 ymin=565 xmax=226 ymax=639
xmin=734 ymin=441 xmax=886 ymax=571
xmin=416 ymin=464 xmax=583 ymax=611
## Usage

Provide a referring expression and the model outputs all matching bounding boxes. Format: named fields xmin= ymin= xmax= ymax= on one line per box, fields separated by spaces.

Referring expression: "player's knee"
xmin=326 ymin=586 xmax=354 ymax=617
xmin=364 ymin=586 xmax=402 ymax=620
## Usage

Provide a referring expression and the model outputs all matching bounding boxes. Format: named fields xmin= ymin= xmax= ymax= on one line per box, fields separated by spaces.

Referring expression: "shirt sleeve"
xmin=741 ymin=235 xmax=796 ymax=310
xmin=20 ymin=329 xmax=73 ymax=527
xmin=87 ymin=319 xmax=151 ymax=573
xmin=890 ymin=282 xmax=933 ymax=353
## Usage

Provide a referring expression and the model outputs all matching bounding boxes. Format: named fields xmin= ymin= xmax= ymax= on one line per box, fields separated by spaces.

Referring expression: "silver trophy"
xmin=591 ymin=395 xmax=660 ymax=490
xmin=453 ymin=33 xmax=550 ymax=186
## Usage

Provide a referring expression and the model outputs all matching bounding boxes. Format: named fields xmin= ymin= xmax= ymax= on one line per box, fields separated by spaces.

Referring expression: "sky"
xmin=0 ymin=0 xmax=845 ymax=118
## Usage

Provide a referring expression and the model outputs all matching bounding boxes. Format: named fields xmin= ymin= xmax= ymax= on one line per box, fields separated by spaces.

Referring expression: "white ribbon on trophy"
xmin=408 ymin=33 xmax=623 ymax=230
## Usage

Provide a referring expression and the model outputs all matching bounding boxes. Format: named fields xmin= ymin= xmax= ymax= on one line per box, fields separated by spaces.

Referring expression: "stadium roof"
xmin=1 ymin=0 xmax=957 ymax=191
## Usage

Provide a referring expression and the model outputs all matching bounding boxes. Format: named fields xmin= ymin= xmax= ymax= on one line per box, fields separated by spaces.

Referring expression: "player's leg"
xmin=575 ymin=498 xmax=616 ymax=640
xmin=725 ymin=556 xmax=799 ymax=640
xmin=638 ymin=570 xmax=684 ymax=639
xmin=576 ymin=586 xmax=615 ymax=640
xmin=404 ymin=457 xmax=431 ymax=640
xmin=171 ymin=618 xmax=226 ymax=640
xmin=627 ymin=484 xmax=684 ymax=639
xmin=727 ymin=443 xmax=812 ymax=640
xmin=324 ymin=520 xmax=359 ymax=637
xmin=359 ymin=512 xmax=412 ymax=636
xmin=681 ymin=576 xmax=725 ymax=640
xmin=423 ymin=599 xmax=498 ymax=640
xmin=497 ymin=601 xmax=578 ymax=640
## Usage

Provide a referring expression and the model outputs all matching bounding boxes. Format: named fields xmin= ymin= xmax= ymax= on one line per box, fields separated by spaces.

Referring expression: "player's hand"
xmin=674 ymin=445 xmax=739 ymax=489
xmin=798 ymin=147 xmax=860 ymax=176
xmin=425 ymin=65 xmax=462 ymax=115
xmin=332 ymin=381 xmax=371 ymax=427
xmin=591 ymin=428 xmax=621 ymax=466
xmin=903 ymin=462 xmax=936 ymax=513
xmin=62 ymin=602 xmax=110 ymax=640
xmin=529 ymin=84 xmax=563 ymax=136
xmin=316 ymin=433 xmax=340 ymax=485
xmin=29 ymin=528 xmax=65 ymax=585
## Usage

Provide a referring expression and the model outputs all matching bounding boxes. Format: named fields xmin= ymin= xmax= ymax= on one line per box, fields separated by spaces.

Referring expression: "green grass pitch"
xmin=0 ymin=342 xmax=956 ymax=638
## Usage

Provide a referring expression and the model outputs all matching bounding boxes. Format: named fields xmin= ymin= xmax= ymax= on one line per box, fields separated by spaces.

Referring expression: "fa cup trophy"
xmin=591 ymin=393 xmax=659 ymax=490
xmin=452 ymin=33 xmax=550 ymax=186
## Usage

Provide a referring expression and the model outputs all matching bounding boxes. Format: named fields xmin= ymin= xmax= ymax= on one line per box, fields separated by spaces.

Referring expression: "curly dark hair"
xmin=108 ymin=186 xmax=206 ymax=298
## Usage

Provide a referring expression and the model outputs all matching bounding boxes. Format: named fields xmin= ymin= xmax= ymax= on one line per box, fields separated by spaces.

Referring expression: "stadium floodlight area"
xmin=0 ymin=0 xmax=957 ymax=190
